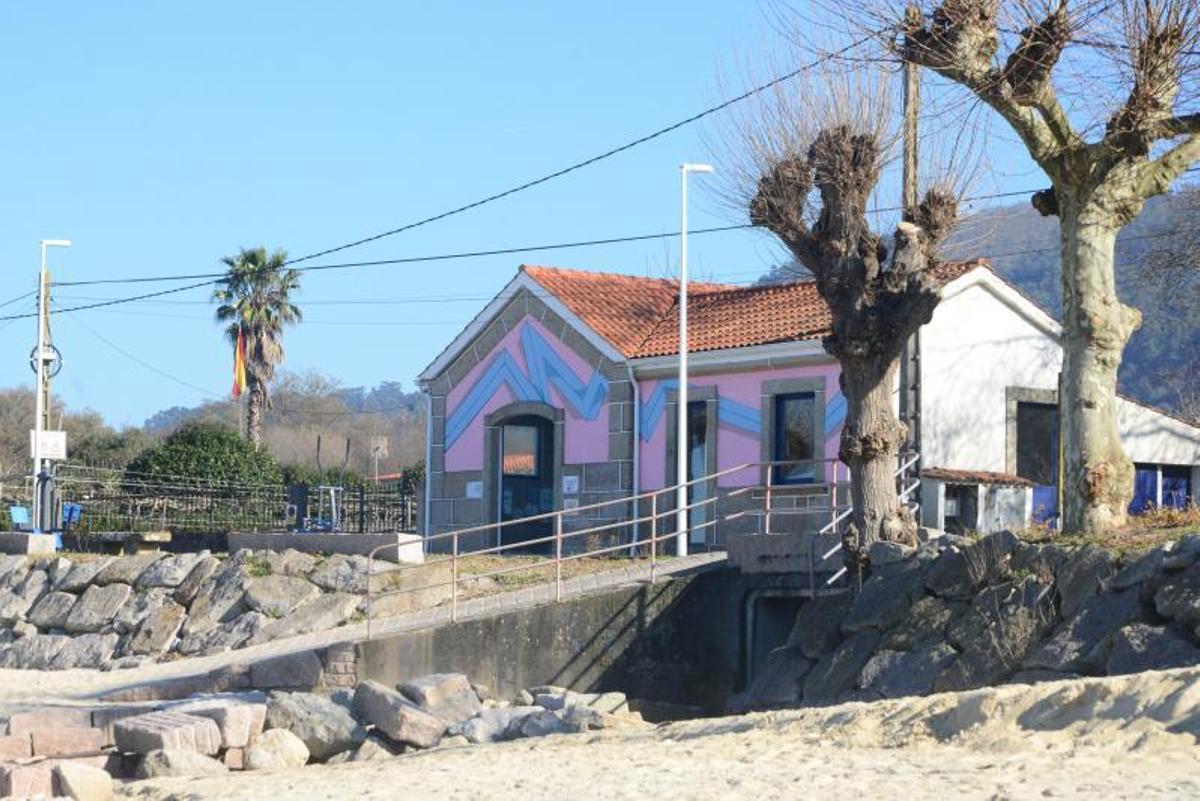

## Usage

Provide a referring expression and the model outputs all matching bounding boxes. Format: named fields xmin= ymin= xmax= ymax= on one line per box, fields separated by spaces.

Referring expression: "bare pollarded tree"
xmin=878 ymin=0 xmax=1200 ymax=532
xmin=719 ymin=71 xmax=959 ymax=563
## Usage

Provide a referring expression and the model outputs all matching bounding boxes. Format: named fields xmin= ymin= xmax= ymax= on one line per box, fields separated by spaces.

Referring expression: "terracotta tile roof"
xmin=922 ymin=467 xmax=1034 ymax=488
xmin=521 ymin=259 xmax=986 ymax=359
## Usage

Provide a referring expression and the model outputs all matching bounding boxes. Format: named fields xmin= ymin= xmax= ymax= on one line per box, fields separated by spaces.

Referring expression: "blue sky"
xmin=0 ymin=2 xmax=1038 ymax=427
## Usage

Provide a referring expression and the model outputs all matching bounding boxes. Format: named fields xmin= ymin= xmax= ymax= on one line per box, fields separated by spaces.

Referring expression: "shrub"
xmin=126 ymin=421 xmax=282 ymax=486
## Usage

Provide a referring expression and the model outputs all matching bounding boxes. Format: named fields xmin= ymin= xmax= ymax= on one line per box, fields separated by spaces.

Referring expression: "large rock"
xmin=50 ymin=632 xmax=120 ymax=670
xmin=0 ymin=554 xmax=29 ymax=587
xmin=26 ymin=591 xmax=77 ymax=630
xmin=244 ymin=574 xmax=320 ymax=618
xmin=264 ymin=691 xmax=366 ymax=761
xmin=859 ymin=643 xmax=957 ymax=698
xmin=14 ymin=569 xmax=48 ymax=603
xmin=326 ymin=734 xmax=403 ymax=763
xmin=308 ymin=555 xmax=370 ymax=594
xmin=128 ymin=601 xmax=187 ymax=655
xmin=785 ymin=593 xmax=851 ymax=659
xmin=246 ymin=593 xmax=360 ymax=645
xmin=136 ymin=749 xmax=229 ymax=779
xmin=55 ymin=558 xmax=113 ymax=593
xmin=352 ymin=680 xmax=446 ymax=748
xmin=397 ymin=673 xmax=482 ymax=725
xmin=114 ymin=710 xmax=222 ymax=755
xmin=452 ymin=707 xmax=540 ymax=744
xmin=727 ymin=646 xmax=812 ymax=713
xmin=1105 ymin=623 xmax=1200 ymax=675
xmin=250 ymin=650 xmax=324 ymax=690
xmin=1110 ymin=546 xmax=1169 ymax=591
xmin=64 ymin=583 xmax=133 ymax=634
xmin=842 ymin=558 xmax=927 ymax=633
xmin=173 ymin=554 xmax=220 ymax=606
xmin=802 ymin=630 xmax=880 ymax=703
xmin=509 ymin=709 xmax=573 ymax=738
xmin=176 ymin=611 xmax=267 ymax=656
xmin=879 ymin=595 xmax=966 ymax=651
xmin=93 ymin=553 xmax=164 ymax=587
xmin=1161 ymin=534 xmax=1200 ymax=571
xmin=172 ymin=699 xmax=267 ymax=749
xmin=0 ymin=589 xmax=36 ymax=625
xmin=183 ymin=567 xmax=252 ymax=637
xmin=937 ymin=577 xmax=1056 ymax=691
xmin=112 ymin=587 xmax=170 ymax=634
xmin=54 ymin=761 xmax=113 ymax=801
xmin=265 ymin=549 xmax=318 ymax=578
xmin=244 ymin=728 xmax=310 ymax=770
xmin=1023 ymin=588 xmax=1146 ymax=674
xmin=1055 ymin=545 xmax=1114 ymax=619
xmin=136 ymin=553 xmax=203 ymax=590
xmin=925 ymin=532 xmax=1019 ymax=598
xmin=1154 ymin=561 xmax=1200 ymax=627
xmin=0 ymin=633 xmax=70 ymax=669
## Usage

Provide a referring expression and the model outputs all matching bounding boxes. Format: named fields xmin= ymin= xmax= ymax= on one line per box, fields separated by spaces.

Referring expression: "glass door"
xmin=686 ymin=401 xmax=710 ymax=545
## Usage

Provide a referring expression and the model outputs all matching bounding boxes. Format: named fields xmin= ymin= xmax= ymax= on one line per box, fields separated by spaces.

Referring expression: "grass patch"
xmin=245 ymin=554 xmax=273 ymax=578
xmin=1016 ymin=503 xmax=1200 ymax=558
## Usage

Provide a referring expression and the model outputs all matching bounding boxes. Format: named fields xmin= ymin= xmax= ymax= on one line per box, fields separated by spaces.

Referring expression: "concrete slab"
xmin=226 ymin=532 xmax=424 ymax=563
xmin=0 ymin=532 xmax=57 ymax=555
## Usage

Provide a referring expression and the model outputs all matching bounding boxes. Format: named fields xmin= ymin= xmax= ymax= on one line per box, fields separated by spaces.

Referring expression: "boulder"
xmin=50 ymin=632 xmax=120 ymax=670
xmin=1055 ymin=545 xmax=1114 ymax=619
xmin=727 ymin=646 xmax=811 ymax=713
xmin=249 ymin=650 xmax=324 ymax=690
xmin=245 ymin=728 xmax=310 ymax=770
xmin=509 ymin=709 xmax=574 ymax=738
xmin=869 ymin=540 xmax=916 ymax=566
xmin=244 ymin=574 xmax=320 ymax=618
xmin=326 ymin=734 xmax=402 ymax=763
xmin=452 ymin=707 xmax=541 ymax=744
xmin=64 ymin=583 xmax=133 ymax=634
xmin=1023 ymin=588 xmax=1146 ymax=674
xmin=173 ymin=554 xmax=220 ymax=606
xmin=308 ymin=554 xmax=370 ymax=594
xmin=802 ymin=630 xmax=881 ymax=702
xmin=93 ymin=553 xmax=164 ymax=587
xmin=172 ymin=699 xmax=266 ymax=749
xmin=14 ymin=568 xmax=49 ymax=603
xmin=842 ymin=558 xmax=927 ymax=633
xmin=181 ymin=568 xmax=251 ymax=637
xmin=1105 ymin=623 xmax=1200 ymax=675
xmin=114 ymin=710 xmax=222 ymax=755
xmin=879 ymin=595 xmax=966 ymax=651
xmin=0 ymin=554 xmax=28 ymax=587
xmin=937 ymin=577 xmax=1056 ymax=692
xmin=128 ymin=601 xmax=187 ymax=655
xmin=136 ymin=553 xmax=203 ymax=590
xmin=26 ymin=591 xmax=78 ymax=630
xmin=112 ymin=587 xmax=170 ymax=634
xmin=176 ymin=611 xmax=267 ymax=656
xmin=1154 ymin=561 xmax=1200 ymax=627
xmin=925 ymin=531 xmax=1019 ymax=598
xmin=136 ymin=748 xmax=228 ymax=779
xmin=397 ymin=673 xmax=482 ymax=725
xmin=1110 ymin=546 xmax=1170 ymax=591
xmin=266 ymin=549 xmax=318 ymax=578
xmin=859 ymin=643 xmax=957 ymax=698
xmin=785 ymin=593 xmax=851 ymax=659
xmin=0 ymin=589 xmax=35 ymax=625
xmin=572 ymin=691 xmax=627 ymax=714
xmin=0 ymin=633 xmax=70 ymax=669
xmin=264 ymin=691 xmax=367 ymax=761
xmin=55 ymin=558 xmax=113 ymax=593
xmin=1161 ymin=534 xmax=1200 ymax=571
xmin=246 ymin=592 xmax=360 ymax=645
xmin=352 ymin=679 xmax=446 ymax=748
xmin=53 ymin=761 xmax=113 ymax=801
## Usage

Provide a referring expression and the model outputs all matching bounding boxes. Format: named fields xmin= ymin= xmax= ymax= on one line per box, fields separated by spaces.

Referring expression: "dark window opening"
xmin=502 ymin=424 xmax=539 ymax=477
xmin=1162 ymin=465 xmax=1193 ymax=509
xmin=774 ymin=392 xmax=817 ymax=484
xmin=1016 ymin=401 xmax=1058 ymax=486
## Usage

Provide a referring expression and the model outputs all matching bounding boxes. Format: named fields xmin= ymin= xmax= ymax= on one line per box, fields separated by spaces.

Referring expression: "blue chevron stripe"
xmin=718 ymin=397 xmax=761 ymax=435
xmin=639 ymin=380 xmax=677 ymax=442
xmin=825 ymin=391 xmax=846 ymax=434
xmin=444 ymin=323 xmax=609 ymax=451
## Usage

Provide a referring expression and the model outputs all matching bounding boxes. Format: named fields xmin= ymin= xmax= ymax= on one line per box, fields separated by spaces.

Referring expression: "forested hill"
xmin=942 ymin=187 xmax=1200 ymax=415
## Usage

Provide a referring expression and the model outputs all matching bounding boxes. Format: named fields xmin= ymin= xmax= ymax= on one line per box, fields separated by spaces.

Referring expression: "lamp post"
xmin=676 ymin=163 xmax=714 ymax=557
xmin=32 ymin=239 xmax=70 ymax=532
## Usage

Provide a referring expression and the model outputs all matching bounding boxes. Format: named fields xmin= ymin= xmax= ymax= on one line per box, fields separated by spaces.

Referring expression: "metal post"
xmin=554 ymin=511 xmax=563 ymax=602
xmin=451 ymin=530 xmax=459 ymax=623
xmin=764 ymin=464 xmax=774 ymax=536
xmin=676 ymin=166 xmax=690 ymax=558
xmin=649 ymin=493 xmax=658 ymax=584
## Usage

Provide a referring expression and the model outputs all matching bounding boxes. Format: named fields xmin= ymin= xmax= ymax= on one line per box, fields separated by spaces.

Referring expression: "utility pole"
xmin=32 ymin=239 xmax=70 ymax=532
xmin=899 ymin=6 xmax=923 ymax=501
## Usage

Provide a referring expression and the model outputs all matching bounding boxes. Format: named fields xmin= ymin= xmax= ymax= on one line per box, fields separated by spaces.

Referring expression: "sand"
xmin=109 ymin=666 xmax=1200 ymax=800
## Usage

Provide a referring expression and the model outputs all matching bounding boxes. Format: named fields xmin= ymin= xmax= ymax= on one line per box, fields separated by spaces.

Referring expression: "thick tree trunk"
xmin=246 ymin=379 xmax=265 ymax=448
xmin=838 ymin=355 xmax=917 ymax=561
xmin=1059 ymin=205 xmax=1141 ymax=532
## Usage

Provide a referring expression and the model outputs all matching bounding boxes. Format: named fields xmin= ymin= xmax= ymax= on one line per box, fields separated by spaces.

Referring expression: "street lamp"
xmin=677 ymin=163 xmax=714 ymax=557
xmin=32 ymin=239 xmax=70 ymax=532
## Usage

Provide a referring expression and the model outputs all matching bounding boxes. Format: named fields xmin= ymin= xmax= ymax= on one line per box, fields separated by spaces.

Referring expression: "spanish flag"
xmin=232 ymin=329 xmax=248 ymax=399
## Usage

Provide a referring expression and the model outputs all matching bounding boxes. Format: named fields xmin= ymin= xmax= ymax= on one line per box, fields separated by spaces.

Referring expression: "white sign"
xmin=465 ymin=481 xmax=483 ymax=500
xmin=562 ymin=475 xmax=580 ymax=495
xmin=30 ymin=430 xmax=67 ymax=461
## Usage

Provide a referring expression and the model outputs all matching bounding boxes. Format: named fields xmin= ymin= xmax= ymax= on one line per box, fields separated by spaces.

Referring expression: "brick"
xmin=0 ymin=762 xmax=54 ymax=798
xmin=113 ymin=710 xmax=221 ymax=756
xmin=7 ymin=707 xmax=94 ymax=737
xmin=31 ymin=725 xmax=106 ymax=757
xmin=0 ymin=733 xmax=31 ymax=760
xmin=222 ymin=747 xmax=245 ymax=770
xmin=171 ymin=701 xmax=266 ymax=749
xmin=91 ymin=705 xmax=161 ymax=747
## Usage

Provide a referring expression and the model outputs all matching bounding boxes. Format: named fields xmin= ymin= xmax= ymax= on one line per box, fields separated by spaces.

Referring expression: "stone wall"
xmin=733 ymin=531 xmax=1200 ymax=711
xmin=0 ymin=549 xmax=451 ymax=671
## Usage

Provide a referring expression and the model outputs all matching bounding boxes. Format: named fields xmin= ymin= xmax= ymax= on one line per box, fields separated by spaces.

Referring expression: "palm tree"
xmin=213 ymin=247 xmax=302 ymax=447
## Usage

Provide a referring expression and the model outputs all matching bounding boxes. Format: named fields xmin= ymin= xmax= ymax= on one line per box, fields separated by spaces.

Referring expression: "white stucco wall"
xmin=918 ymin=268 xmax=1200 ymax=475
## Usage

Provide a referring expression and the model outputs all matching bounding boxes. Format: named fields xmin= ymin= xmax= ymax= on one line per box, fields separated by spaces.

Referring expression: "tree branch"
xmin=1137 ymin=133 xmax=1200 ymax=197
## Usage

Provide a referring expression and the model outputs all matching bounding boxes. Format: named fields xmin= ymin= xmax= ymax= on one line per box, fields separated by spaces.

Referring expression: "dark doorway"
xmin=498 ymin=415 xmax=555 ymax=551
xmin=1016 ymin=401 xmax=1059 ymax=523
xmin=686 ymin=400 xmax=711 ymax=546
xmin=748 ymin=594 xmax=803 ymax=681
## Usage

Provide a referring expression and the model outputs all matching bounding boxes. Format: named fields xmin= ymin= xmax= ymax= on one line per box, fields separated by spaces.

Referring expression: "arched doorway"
xmin=484 ymin=402 xmax=562 ymax=553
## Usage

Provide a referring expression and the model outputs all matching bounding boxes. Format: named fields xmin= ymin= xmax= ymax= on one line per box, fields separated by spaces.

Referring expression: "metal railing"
xmin=364 ymin=455 xmax=893 ymax=638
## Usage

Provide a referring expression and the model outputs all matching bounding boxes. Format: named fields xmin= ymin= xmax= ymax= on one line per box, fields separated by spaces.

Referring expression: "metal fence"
xmin=51 ymin=465 xmax=417 ymax=535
